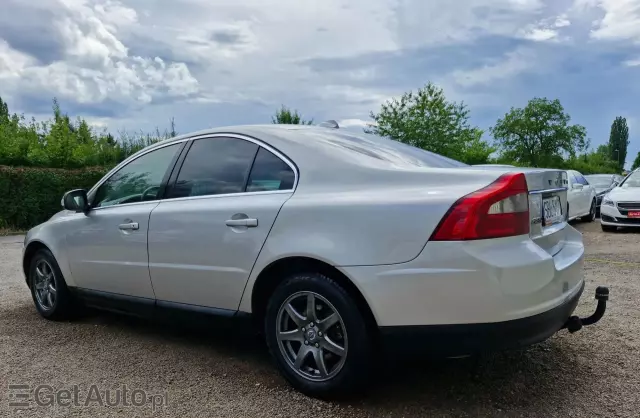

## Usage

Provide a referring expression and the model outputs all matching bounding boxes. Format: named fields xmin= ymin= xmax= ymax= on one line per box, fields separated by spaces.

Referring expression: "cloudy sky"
xmin=1 ymin=0 xmax=639 ymax=166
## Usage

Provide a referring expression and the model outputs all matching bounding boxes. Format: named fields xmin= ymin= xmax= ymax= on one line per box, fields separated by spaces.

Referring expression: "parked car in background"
xmin=600 ymin=169 xmax=640 ymax=231
xmin=584 ymin=174 xmax=623 ymax=216
xmin=566 ymin=170 xmax=597 ymax=222
xmin=22 ymin=125 xmax=606 ymax=397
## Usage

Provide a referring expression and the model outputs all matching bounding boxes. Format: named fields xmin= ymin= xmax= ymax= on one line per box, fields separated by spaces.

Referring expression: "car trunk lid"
xmin=521 ymin=169 xmax=569 ymax=256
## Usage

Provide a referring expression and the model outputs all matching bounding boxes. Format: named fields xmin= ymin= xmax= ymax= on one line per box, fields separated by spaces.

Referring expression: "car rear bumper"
xmin=378 ymin=281 xmax=584 ymax=356
xmin=339 ymin=225 xmax=585 ymax=327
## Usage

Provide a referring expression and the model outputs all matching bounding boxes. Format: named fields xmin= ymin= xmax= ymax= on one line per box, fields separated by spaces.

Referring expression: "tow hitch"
xmin=563 ymin=286 xmax=609 ymax=333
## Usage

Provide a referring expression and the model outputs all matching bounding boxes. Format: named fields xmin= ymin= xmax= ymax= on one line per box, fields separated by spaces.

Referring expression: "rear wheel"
xmin=601 ymin=224 xmax=617 ymax=232
xmin=28 ymin=249 xmax=75 ymax=320
xmin=265 ymin=272 xmax=372 ymax=398
xmin=583 ymin=199 xmax=596 ymax=222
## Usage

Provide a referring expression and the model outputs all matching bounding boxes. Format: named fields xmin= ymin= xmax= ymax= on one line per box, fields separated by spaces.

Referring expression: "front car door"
xmin=567 ymin=171 xmax=582 ymax=218
xmin=65 ymin=142 xmax=183 ymax=298
xmin=148 ymin=135 xmax=296 ymax=311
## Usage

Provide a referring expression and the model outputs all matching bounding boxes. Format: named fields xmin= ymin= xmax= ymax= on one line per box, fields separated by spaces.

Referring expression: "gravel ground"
xmin=1 ymin=223 xmax=638 ymax=417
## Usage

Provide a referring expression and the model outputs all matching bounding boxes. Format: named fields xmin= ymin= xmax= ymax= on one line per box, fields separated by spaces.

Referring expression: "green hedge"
xmin=0 ymin=166 xmax=108 ymax=230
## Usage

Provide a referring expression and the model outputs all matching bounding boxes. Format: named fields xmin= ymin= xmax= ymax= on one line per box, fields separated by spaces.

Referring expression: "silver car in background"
xmin=22 ymin=125 xmax=608 ymax=397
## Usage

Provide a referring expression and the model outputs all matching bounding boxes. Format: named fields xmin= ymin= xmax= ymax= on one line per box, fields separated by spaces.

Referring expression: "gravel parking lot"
xmin=1 ymin=222 xmax=639 ymax=418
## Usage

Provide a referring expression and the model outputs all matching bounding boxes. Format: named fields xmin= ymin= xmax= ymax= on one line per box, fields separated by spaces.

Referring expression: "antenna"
xmin=318 ymin=120 xmax=339 ymax=129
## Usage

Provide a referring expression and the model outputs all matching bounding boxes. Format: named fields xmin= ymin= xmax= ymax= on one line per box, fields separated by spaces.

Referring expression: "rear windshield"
xmin=314 ymin=130 xmax=468 ymax=168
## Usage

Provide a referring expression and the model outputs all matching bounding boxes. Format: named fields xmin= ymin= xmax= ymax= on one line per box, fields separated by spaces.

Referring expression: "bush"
xmin=0 ymin=166 xmax=107 ymax=230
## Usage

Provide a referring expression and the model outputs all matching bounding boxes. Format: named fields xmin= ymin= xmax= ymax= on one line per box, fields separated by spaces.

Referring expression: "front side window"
xmin=246 ymin=148 xmax=295 ymax=192
xmin=92 ymin=144 xmax=180 ymax=208
xmin=168 ymin=137 xmax=258 ymax=198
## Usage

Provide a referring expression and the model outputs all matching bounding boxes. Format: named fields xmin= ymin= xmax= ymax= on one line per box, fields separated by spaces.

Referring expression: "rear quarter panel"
xmin=237 ymin=169 xmax=505 ymax=313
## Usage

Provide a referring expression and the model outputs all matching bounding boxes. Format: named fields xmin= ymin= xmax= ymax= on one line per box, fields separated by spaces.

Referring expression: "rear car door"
xmin=65 ymin=142 xmax=183 ymax=298
xmin=148 ymin=135 xmax=296 ymax=311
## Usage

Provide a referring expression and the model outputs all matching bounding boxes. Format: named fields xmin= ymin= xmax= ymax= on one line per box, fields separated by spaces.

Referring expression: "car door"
xmin=567 ymin=171 xmax=583 ymax=218
xmin=65 ymin=142 xmax=183 ymax=298
xmin=575 ymin=171 xmax=593 ymax=213
xmin=148 ymin=135 xmax=296 ymax=311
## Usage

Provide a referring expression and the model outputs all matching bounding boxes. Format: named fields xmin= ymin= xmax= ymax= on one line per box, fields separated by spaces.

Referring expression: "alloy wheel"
xmin=33 ymin=260 xmax=57 ymax=311
xmin=276 ymin=291 xmax=348 ymax=382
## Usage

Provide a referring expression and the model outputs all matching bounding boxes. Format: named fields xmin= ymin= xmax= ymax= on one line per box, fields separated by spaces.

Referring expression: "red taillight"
xmin=431 ymin=173 xmax=530 ymax=241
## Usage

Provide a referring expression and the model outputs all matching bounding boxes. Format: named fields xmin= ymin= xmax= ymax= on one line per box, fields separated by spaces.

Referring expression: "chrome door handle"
xmin=225 ymin=218 xmax=258 ymax=227
xmin=118 ymin=222 xmax=139 ymax=231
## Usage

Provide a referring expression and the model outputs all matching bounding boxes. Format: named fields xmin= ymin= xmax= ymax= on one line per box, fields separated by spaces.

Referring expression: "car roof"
xmin=136 ymin=124 xmax=472 ymax=191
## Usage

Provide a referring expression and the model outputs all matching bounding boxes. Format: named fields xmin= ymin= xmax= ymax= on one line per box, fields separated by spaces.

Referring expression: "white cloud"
xmin=623 ymin=57 xmax=640 ymax=66
xmin=0 ymin=0 xmax=635 ymax=129
xmin=451 ymin=48 xmax=536 ymax=87
xmin=587 ymin=0 xmax=640 ymax=42
xmin=338 ymin=118 xmax=374 ymax=128
xmin=0 ymin=0 xmax=199 ymax=109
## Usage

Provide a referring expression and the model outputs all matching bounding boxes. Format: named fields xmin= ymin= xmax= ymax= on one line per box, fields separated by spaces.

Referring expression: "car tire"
xmin=583 ymin=199 xmax=596 ymax=222
xmin=601 ymin=224 xmax=617 ymax=232
xmin=264 ymin=272 xmax=373 ymax=399
xmin=28 ymin=248 xmax=76 ymax=320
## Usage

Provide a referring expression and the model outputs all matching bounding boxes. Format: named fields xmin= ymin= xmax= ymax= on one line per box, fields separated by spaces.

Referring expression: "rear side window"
xmin=246 ymin=148 xmax=295 ymax=192
xmin=576 ymin=174 xmax=589 ymax=185
xmin=168 ymin=137 xmax=258 ymax=198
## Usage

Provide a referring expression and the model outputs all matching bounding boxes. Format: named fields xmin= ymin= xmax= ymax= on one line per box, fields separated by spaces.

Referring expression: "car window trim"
xmin=87 ymin=133 xmax=299 ymax=209
xmin=164 ymin=136 xmax=260 ymax=199
xmin=161 ymin=133 xmax=299 ymax=201
xmin=88 ymin=140 xmax=188 ymax=211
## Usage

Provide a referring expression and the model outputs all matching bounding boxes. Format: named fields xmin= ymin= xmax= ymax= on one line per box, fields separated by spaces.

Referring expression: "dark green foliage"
xmin=0 ymin=96 xmax=174 ymax=169
xmin=0 ymin=166 xmax=107 ymax=229
xmin=271 ymin=105 xmax=313 ymax=125
xmin=607 ymin=116 xmax=629 ymax=170
xmin=366 ymin=82 xmax=494 ymax=164
xmin=491 ymin=98 xmax=587 ymax=167
xmin=632 ymin=152 xmax=640 ymax=171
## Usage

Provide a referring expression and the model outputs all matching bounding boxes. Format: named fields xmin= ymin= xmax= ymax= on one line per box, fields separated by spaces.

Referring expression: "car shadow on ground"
xmin=54 ymin=307 xmax=596 ymax=411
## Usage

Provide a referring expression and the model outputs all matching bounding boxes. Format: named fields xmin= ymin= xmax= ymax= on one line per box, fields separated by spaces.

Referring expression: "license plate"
xmin=629 ymin=211 xmax=640 ymax=218
xmin=543 ymin=196 xmax=563 ymax=225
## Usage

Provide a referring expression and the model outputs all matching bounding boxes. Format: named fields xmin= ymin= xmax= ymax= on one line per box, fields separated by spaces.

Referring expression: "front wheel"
xmin=583 ymin=199 xmax=596 ymax=222
xmin=601 ymin=224 xmax=617 ymax=232
xmin=28 ymin=249 xmax=75 ymax=320
xmin=265 ymin=272 xmax=373 ymax=398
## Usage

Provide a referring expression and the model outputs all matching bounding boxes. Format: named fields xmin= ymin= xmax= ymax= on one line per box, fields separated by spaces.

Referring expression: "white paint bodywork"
xmin=600 ymin=173 xmax=640 ymax=227
xmin=23 ymin=125 xmax=584 ymax=328
xmin=566 ymin=170 xmax=597 ymax=220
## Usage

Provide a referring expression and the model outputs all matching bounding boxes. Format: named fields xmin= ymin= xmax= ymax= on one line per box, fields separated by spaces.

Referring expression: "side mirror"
xmin=62 ymin=189 xmax=89 ymax=213
xmin=573 ymin=183 xmax=583 ymax=190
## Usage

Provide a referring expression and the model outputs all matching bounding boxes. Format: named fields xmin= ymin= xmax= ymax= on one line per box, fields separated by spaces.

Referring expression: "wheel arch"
xmin=23 ymin=240 xmax=52 ymax=287
xmin=250 ymin=256 xmax=378 ymax=334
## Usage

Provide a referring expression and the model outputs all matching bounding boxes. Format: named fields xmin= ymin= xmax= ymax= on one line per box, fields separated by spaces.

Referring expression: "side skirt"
xmin=69 ymin=287 xmax=252 ymax=324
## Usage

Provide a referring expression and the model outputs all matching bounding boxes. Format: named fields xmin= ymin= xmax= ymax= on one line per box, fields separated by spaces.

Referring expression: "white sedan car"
xmin=22 ymin=124 xmax=608 ymax=397
xmin=600 ymin=169 xmax=640 ymax=231
xmin=566 ymin=170 xmax=598 ymax=222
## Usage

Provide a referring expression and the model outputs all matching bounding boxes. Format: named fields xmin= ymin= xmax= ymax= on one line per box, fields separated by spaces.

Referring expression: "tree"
xmin=271 ymin=105 xmax=313 ymax=125
xmin=632 ymin=152 xmax=640 ymax=171
xmin=490 ymin=98 xmax=587 ymax=167
xmin=366 ymin=82 xmax=491 ymax=162
xmin=565 ymin=145 xmax=619 ymax=174
xmin=607 ymin=116 xmax=629 ymax=170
